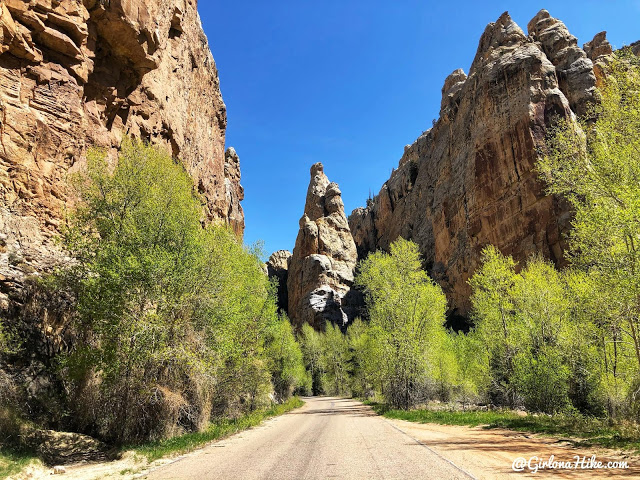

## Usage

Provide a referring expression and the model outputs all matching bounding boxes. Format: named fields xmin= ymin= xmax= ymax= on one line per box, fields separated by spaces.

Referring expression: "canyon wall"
xmin=349 ymin=10 xmax=616 ymax=322
xmin=0 ymin=0 xmax=243 ymax=310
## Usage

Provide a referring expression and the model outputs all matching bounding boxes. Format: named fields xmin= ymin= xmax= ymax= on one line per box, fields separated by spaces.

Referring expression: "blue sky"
xmin=198 ymin=1 xmax=639 ymax=258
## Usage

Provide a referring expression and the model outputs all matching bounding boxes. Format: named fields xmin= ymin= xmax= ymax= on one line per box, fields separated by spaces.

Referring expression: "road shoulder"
xmin=387 ymin=418 xmax=640 ymax=479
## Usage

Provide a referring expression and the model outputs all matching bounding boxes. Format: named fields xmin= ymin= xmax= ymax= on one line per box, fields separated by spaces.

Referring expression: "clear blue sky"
xmin=198 ymin=1 xmax=639 ymax=258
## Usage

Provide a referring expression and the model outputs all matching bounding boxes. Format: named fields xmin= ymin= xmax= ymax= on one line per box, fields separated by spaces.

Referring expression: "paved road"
xmin=146 ymin=397 xmax=474 ymax=480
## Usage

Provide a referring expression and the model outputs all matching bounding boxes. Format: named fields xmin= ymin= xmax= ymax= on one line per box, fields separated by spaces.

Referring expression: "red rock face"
xmin=349 ymin=10 xmax=607 ymax=320
xmin=0 ymin=0 xmax=244 ymax=297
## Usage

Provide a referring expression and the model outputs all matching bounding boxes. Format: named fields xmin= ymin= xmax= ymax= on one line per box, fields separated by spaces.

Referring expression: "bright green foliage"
xmin=510 ymin=258 xmax=572 ymax=413
xmin=347 ymin=318 xmax=381 ymax=398
xmin=300 ymin=324 xmax=325 ymax=395
xmin=299 ymin=322 xmax=351 ymax=396
xmin=448 ymin=331 xmax=489 ymax=407
xmin=539 ymin=51 xmax=640 ymax=416
xmin=469 ymin=248 xmax=608 ymax=414
xmin=265 ymin=316 xmax=309 ymax=400
xmin=539 ymin=52 xmax=640 ymax=378
xmin=355 ymin=238 xmax=450 ymax=409
xmin=319 ymin=323 xmax=352 ymax=396
xmin=469 ymin=246 xmax=518 ymax=406
xmin=562 ymin=271 xmax=611 ymax=415
xmin=55 ymin=139 xmax=305 ymax=443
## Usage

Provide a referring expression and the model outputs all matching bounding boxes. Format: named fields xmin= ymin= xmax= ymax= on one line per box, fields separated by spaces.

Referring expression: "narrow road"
xmin=146 ymin=397 xmax=473 ymax=480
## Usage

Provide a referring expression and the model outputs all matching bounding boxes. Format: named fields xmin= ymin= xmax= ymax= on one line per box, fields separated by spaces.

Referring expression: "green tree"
xmin=347 ymin=318 xmax=382 ymax=399
xmin=470 ymin=249 xmax=607 ymax=414
xmin=562 ymin=271 xmax=609 ymax=416
xmin=356 ymin=238 xmax=449 ymax=409
xmin=57 ymin=139 xmax=284 ymax=442
xmin=300 ymin=323 xmax=325 ymax=395
xmin=510 ymin=258 xmax=572 ymax=413
xmin=539 ymin=51 xmax=640 ymax=379
xmin=265 ymin=315 xmax=309 ymax=401
xmin=449 ymin=331 xmax=489 ymax=407
xmin=319 ymin=323 xmax=352 ymax=396
xmin=469 ymin=246 xmax=518 ymax=406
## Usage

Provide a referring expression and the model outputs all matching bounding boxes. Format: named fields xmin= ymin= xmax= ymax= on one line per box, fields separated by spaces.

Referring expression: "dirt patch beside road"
xmin=390 ymin=418 xmax=640 ymax=479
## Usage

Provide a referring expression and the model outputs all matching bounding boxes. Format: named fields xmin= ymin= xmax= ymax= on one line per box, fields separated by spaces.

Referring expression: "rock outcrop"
xmin=0 ymin=0 xmax=244 ymax=309
xmin=583 ymin=31 xmax=614 ymax=86
xmin=287 ymin=163 xmax=359 ymax=330
xmin=349 ymin=10 xmax=597 ymax=323
xmin=527 ymin=9 xmax=597 ymax=116
xmin=266 ymin=250 xmax=292 ymax=314
xmin=583 ymin=31 xmax=613 ymax=62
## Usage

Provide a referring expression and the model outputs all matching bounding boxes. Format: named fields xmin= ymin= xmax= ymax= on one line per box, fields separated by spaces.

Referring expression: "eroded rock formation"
xmin=583 ymin=31 xmax=614 ymax=86
xmin=0 ymin=0 xmax=244 ymax=308
xmin=287 ymin=163 xmax=359 ymax=330
xmin=349 ymin=10 xmax=606 ymax=322
xmin=266 ymin=250 xmax=292 ymax=314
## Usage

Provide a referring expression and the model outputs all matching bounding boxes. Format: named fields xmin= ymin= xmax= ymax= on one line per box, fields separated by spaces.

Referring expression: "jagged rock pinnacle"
xmin=287 ymin=163 xmax=360 ymax=330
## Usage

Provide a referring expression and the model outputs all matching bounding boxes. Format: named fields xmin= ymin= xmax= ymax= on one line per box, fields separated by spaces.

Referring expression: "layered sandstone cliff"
xmin=287 ymin=163 xmax=359 ymax=330
xmin=349 ymin=10 xmax=614 ymax=321
xmin=0 ymin=0 xmax=243 ymax=308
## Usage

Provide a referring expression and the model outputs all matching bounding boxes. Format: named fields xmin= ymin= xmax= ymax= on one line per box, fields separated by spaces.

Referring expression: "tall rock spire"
xmin=287 ymin=163 xmax=359 ymax=330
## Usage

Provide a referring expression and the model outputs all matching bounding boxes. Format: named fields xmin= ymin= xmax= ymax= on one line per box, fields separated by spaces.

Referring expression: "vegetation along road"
xmin=145 ymin=397 xmax=473 ymax=480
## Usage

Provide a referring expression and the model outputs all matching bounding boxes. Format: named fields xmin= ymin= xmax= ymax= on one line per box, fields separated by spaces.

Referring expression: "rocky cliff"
xmin=266 ymin=250 xmax=291 ymax=314
xmin=287 ymin=163 xmax=360 ymax=330
xmin=349 ymin=10 xmax=617 ymax=322
xmin=0 ymin=0 xmax=244 ymax=309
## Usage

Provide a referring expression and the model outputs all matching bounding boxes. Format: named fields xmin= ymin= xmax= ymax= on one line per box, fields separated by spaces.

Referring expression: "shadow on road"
xmin=291 ymin=397 xmax=377 ymax=417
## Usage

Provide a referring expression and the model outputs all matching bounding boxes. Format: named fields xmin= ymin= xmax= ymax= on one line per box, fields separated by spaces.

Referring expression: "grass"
xmin=367 ymin=402 xmax=640 ymax=452
xmin=132 ymin=397 xmax=304 ymax=462
xmin=0 ymin=449 xmax=40 ymax=480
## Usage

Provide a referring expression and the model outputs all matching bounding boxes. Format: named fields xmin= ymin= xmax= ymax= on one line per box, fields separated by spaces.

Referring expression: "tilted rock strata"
xmin=349 ymin=10 xmax=594 ymax=320
xmin=0 ymin=0 xmax=244 ymax=305
xmin=266 ymin=250 xmax=292 ymax=314
xmin=287 ymin=163 xmax=358 ymax=330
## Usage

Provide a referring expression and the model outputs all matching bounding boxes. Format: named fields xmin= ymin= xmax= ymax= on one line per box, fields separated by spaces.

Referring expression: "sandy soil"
xmin=390 ymin=418 xmax=640 ymax=479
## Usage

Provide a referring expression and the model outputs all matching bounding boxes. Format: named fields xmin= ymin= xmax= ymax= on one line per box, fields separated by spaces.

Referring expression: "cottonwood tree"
xmin=300 ymin=323 xmax=325 ymax=395
xmin=469 ymin=249 xmax=612 ymax=414
xmin=266 ymin=315 xmax=310 ymax=400
xmin=469 ymin=246 xmax=519 ymax=407
xmin=356 ymin=238 xmax=449 ymax=409
xmin=320 ymin=323 xmax=352 ymax=396
xmin=57 ymin=139 xmax=305 ymax=443
xmin=539 ymin=51 xmax=640 ymax=403
xmin=510 ymin=258 xmax=572 ymax=413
